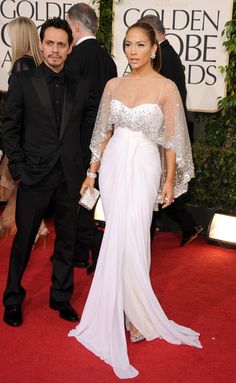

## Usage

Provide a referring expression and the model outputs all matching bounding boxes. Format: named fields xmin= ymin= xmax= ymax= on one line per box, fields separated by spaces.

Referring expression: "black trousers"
xmin=3 ymin=178 xmax=78 ymax=306
xmin=151 ymin=196 xmax=196 ymax=240
xmin=75 ymin=205 xmax=103 ymax=263
xmin=74 ymin=165 xmax=102 ymax=264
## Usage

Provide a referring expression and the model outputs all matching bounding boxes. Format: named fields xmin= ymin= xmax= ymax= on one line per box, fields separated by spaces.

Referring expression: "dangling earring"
xmin=150 ymin=52 xmax=156 ymax=60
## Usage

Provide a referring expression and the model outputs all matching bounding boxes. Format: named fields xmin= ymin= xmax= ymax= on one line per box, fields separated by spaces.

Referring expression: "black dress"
xmin=11 ymin=55 xmax=36 ymax=74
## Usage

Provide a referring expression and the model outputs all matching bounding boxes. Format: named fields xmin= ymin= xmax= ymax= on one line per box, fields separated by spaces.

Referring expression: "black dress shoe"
xmin=180 ymin=226 xmax=203 ymax=246
xmin=74 ymin=261 xmax=89 ymax=268
xmin=3 ymin=304 xmax=23 ymax=327
xmin=49 ymin=301 xmax=80 ymax=322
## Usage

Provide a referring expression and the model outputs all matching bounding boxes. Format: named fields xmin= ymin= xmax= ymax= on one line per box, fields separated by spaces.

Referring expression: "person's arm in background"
xmin=160 ymin=44 xmax=187 ymax=107
xmin=3 ymin=73 xmax=24 ymax=181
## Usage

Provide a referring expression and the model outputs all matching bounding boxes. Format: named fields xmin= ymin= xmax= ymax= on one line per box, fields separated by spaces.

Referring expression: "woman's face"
xmin=124 ymin=27 xmax=156 ymax=71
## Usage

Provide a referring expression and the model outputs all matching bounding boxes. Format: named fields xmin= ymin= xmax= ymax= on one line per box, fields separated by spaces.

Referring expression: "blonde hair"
xmin=8 ymin=17 xmax=42 ymax=71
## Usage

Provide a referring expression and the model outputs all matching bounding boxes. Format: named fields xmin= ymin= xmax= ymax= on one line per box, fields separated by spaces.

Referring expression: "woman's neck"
xmin=128 ymin=66 xmax=158 ymax=79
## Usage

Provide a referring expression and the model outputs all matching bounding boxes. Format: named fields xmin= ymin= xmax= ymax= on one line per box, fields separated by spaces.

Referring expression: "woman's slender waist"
xmin=114 ymin=126 xmax=155 ymax=145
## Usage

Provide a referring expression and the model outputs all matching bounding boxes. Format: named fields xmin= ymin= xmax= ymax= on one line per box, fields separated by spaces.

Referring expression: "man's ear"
xmin=74 ymin=21 xmax=80 ymax=33
xmin=39 ymin=40 xmax=43 ymax=52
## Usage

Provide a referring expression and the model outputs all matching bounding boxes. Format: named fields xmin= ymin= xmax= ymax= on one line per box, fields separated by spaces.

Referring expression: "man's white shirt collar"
xmin=76 ymin=36 xmax=96 ymax=46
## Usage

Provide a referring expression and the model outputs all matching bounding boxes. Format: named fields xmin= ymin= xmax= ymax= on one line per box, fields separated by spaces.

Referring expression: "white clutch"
xmin=79 ymin=187 xmax=100 ymax=210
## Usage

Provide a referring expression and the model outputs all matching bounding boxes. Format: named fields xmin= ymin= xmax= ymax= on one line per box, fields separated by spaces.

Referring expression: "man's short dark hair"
xmin=40 ymin=17 xmax=73 ymax=45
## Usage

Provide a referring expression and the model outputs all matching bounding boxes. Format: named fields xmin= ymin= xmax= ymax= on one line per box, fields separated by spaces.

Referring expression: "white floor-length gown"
xmin=69 ymin=77 xmax=202 ymax=379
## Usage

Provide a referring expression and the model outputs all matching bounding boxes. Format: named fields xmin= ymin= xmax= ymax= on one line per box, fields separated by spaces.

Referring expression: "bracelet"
xmin=86 ymin=169 xmax=97 ymax=179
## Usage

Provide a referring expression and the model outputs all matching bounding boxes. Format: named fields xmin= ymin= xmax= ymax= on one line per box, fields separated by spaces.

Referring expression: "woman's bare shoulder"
xmin=106 ymin=77 xmax=122 ymax=87
xmin=104 ymin=77 xmax=126 ymax=95
xmin=155 ymin=74 xmax=178 ymax=90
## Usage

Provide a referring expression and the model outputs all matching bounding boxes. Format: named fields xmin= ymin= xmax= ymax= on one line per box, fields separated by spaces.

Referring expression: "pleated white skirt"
xmin=69 ymin=128 xmax=202 ymax=379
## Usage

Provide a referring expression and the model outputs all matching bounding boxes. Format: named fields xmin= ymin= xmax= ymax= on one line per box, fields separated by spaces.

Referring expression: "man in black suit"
xmin=139 ymin=15 xmax=202 ymax=246
xmin=2 ymin=18 xmax=96 ymax=327
xmin=66 ymin=3 xmax=117 ymax=273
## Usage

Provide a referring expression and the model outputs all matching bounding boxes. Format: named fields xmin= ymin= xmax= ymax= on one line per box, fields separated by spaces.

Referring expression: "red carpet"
xmin=0 ymin=219 xmax=236 ymax=383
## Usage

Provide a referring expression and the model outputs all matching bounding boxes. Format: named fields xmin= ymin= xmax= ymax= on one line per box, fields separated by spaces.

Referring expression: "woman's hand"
xmin=160 ymin=180 xmax=174 ymax=209
xmin=80 ymin=176 xmax=95 ymax=196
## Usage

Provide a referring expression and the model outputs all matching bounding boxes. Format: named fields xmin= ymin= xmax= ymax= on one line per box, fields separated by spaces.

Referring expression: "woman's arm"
xmin=80 ymin=130 xmax=113 ymax=195
xmin=80 ymin=79 xmax=116 ymax=196
xmin=160 ymin=148 xmax=176 ymax=208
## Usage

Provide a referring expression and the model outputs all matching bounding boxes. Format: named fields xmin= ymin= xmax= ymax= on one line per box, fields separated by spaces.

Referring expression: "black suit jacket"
xmin=3 ymin=63 xmax=97 ymax=198
xmin=65 ymin=39 xmax=117 ymax=165
xmin=159 ymin=39 xmax=187 ymax=107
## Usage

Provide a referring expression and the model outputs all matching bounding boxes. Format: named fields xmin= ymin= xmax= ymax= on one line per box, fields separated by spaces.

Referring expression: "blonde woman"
xmin=0 ymin=17 xmax=48 ymax=243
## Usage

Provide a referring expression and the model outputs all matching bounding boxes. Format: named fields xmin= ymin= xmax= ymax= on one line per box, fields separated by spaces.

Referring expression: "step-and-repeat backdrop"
xmin=0 ymin=0 xmax=94 ymax=92
xmin=112 ymin=0 xmax=234 ymax=112
xmin=0 ymin=0 xmax=234 ymax=111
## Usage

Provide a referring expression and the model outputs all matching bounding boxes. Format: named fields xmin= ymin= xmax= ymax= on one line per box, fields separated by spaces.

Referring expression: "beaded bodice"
xmin=90 ymin=76 xmax=194 ymax=200
xmin=110 ymin=99 xmax=164 ymax=143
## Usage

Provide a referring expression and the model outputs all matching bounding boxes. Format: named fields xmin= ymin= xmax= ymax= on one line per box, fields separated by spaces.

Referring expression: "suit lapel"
xmin=31 ymin=66 xmax=57 ymax=130
xmin=31 ymin=65 xmax=78 ymax=139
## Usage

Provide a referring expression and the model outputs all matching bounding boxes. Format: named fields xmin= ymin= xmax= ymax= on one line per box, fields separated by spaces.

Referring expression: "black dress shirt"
xmin=40 ymin=63 xmax=66 ymax=186
xmin=42 ymin=62 xmax=65 ymax=133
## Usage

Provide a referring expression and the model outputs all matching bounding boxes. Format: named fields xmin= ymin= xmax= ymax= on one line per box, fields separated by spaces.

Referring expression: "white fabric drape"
xmin=69 ymin=76 xmax=201 ymax=379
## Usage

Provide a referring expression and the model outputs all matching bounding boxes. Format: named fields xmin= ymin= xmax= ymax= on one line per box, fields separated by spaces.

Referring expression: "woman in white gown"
xmin=69 ymin=22 xmax=202 ymax=379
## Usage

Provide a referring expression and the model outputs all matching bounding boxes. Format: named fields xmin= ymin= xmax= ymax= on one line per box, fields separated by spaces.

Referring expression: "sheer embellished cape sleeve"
xmin=90 ymin=80 xmax=114 ymax=163
xmin=156 ymin=79 xmax=194 ymax=203
xmin=89 ymin=76 xmax=194 ymax=206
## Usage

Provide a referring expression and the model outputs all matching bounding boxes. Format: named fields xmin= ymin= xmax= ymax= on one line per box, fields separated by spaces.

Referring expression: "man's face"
xmin=40 ymin=26 xmax=72 ymax=72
